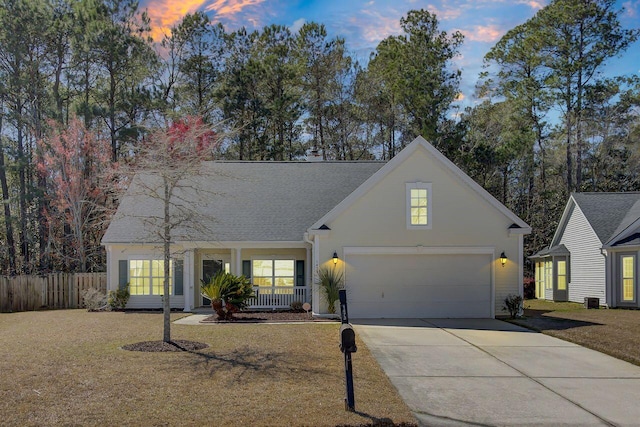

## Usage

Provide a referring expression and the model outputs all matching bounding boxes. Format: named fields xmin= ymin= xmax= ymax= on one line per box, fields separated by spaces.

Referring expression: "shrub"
xmin=290 ymin=301 xmax=304 ymax=312
xmin=82 ymin=288 xmax=107 ymax=311
xmin=108 ymin=285 xmax=130 ymax=311
xmin=523 ymin=277 xmax=535 ymax=299
xmin=503 ymin=294 xmax=523 ymax=319
xmin=316 ymin=266 xmax=344 ymax=314
xmin=201 ymin=272 xmax=254 ymax=320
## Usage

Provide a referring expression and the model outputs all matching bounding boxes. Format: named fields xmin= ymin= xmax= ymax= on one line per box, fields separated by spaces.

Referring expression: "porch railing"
xmin=247 ymin=286 xmax=310 ymax=309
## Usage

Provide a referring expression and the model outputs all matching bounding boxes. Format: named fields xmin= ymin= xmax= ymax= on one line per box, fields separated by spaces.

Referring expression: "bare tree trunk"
xmin=0 ymin=100 xmax=17 ymax=274
xmin=163 ymin=178 xmax=171 ymax=343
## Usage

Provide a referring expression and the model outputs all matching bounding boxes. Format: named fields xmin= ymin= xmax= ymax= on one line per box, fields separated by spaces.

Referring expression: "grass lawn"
xmin=0 ymin=310 xmax=417 ymax=427
xmin=509 ymin=299 xmax=640 ymax=367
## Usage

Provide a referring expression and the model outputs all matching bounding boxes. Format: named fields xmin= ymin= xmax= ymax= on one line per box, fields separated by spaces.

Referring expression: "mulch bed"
xmin=201 ymin=310 xmax=336 ymax=323
xmin=122 ymin=339 xmax=209 ymax=352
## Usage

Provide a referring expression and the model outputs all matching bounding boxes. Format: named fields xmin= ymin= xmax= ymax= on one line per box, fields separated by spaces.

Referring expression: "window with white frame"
xmin=252 ymin=259 xmax=295 ymax=295
xmin=621 ymin=254 xmax=636 ymax=302
xmin=406 ymin=182 xmax=432 ymax=229
xmin=129 ymin=259 xmax=173 ymax=296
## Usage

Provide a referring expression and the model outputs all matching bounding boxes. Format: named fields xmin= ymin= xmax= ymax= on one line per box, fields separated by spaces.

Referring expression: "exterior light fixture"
xmin=333 ymin=251 xmax=339 ymax=264
xmin=500 ymin=252 xmax=507 ymax=267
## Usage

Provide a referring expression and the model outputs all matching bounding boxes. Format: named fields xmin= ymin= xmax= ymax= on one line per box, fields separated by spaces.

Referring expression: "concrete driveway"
xmin=354 ymin=318 xmax=640 ymax=427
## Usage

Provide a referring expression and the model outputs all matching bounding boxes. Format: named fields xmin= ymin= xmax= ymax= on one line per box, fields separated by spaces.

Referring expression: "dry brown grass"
xmin=0 ymin=310 xmax=416 ymax=427
xmin=510 ymin=299 xmax=640 ymax=366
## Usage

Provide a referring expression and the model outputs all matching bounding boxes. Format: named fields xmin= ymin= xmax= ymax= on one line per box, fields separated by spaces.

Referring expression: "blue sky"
xmin=143 ymin=0 xmax=640 ymax=106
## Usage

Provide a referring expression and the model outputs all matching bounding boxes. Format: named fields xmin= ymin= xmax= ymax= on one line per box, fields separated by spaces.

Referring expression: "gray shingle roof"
xmin=102 ymin=161 xmax=385 ymax=244
xmin=572 ymin=192 xmax=640 ymax=244
xmin=530 ymin=244 xmax=570 ymax=258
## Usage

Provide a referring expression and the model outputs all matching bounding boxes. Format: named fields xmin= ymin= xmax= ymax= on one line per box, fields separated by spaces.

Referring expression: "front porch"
xmin=248 ymin=285 xmax=311 ymax=309
xmin=185 ymin=244 xmax=313 ymax=311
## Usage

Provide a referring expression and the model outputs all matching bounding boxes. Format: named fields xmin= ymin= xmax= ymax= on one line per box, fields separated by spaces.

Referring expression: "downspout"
xmin=303 ymin=232 xmax=318 ymax=315
xmin=518 ymin=234 xmax=524 ymax=318
xmin=600 ymin=247 xmax=610 ymax=308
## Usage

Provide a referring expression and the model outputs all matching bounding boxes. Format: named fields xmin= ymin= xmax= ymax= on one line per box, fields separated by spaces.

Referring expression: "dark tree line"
xmin=0 ymin=0 xmax=638 ymax=275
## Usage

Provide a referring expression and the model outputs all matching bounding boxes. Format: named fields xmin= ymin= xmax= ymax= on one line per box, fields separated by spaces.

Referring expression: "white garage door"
xmin=345 ymin=253 xmax=492 ymax=318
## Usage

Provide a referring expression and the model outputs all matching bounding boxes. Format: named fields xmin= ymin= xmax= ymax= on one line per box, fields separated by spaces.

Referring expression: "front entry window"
xmin=557 ymin=260 xmax=567 ymax=291
xmin=129 ymin=260 xmax=173 ymax=295
xmin=544 ymin=261 xmax=552 ymax=290
xmin=252 ymin=259 xmax=295 ymax=294
xmin=621 ymin=255 xmax=635 ymax=302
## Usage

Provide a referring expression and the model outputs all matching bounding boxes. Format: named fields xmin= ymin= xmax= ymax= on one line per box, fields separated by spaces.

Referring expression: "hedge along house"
xmin=531 ymin=192 xmax=640 ymax=308
xmin=101 ymin=136 xmax=530 ymax=317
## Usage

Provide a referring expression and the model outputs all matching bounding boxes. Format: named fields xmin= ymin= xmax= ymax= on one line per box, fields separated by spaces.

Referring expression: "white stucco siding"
xmin=560 ymin=206 xmax=606 ymax=304
xmin=319 ymin=146 xmax=521 ymax=317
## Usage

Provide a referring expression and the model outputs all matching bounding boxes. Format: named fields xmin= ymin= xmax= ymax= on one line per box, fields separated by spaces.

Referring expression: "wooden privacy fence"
xmin=0 ymin=273 xmax=107 ymax=313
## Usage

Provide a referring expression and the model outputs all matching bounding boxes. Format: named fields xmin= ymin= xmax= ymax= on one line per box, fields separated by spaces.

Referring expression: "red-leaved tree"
xmin=37 ymin=117 xmax=114 ymax=272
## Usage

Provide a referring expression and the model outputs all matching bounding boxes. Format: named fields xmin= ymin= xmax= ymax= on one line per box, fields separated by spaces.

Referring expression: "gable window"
xmin=129 ymin=259 xmax=173 ymax=296
xmin=406 ymin=182 xmax=432 ymax=229
xmin=621 ymin=255 xmax=636 ymax=302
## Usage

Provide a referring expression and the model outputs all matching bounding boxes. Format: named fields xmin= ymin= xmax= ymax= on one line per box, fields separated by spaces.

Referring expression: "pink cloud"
xmin=623 ymin=1 xmax=638 ymax=18
xmin=461 ymin=24 xmax=504 ymax=43
xmin=524 ymin=0 xmax=546 ymax=9
xmin=145 ymin=0 xmax=208 ymax=41
xmin=425 ymin=4 xmax=463 ymax=21
xmin=356 ymin=9 xmax=403 ymax=44
xmin=144 ymin=0 xmax=267 ymax=41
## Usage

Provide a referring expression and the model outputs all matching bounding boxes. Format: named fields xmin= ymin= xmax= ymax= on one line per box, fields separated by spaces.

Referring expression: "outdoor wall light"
xmin=500 ymin=252 xmax=507 ymax=267
xmin=333 ymin=251 xmax=339 ymax=264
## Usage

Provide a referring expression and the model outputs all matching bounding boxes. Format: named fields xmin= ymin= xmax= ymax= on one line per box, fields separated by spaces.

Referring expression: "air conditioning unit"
xmin=584 ymin=297 xmax=599 ymax=309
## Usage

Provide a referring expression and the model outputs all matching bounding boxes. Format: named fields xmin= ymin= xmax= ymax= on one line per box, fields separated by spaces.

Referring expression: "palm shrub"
xmin=316 ymin=266 xmax=344 ymax=314
xmin=201 ymin=272 xmax=254 ymax=320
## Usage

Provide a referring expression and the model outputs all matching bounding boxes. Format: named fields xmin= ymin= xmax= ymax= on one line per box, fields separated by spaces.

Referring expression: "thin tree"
xmin=128 ymin=116 xmax=217 ymax=342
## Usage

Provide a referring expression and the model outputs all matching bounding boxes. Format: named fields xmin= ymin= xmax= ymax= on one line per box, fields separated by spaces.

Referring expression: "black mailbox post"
xmin=339 ymin=289 xmax=356 ymax=412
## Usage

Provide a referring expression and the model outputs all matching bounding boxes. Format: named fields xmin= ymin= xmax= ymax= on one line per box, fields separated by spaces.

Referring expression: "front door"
xmin=202 ymin=259 xmax=223 ymax=306
xmin=554 ymin=258 xmax=568 ymax=302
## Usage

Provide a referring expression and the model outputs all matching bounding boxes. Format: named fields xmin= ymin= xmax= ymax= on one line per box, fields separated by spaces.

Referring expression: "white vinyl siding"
xmin=125 ymin=295 xmax=185 ymax=309
xmin=558 ymin=205 xmax=606 ymax=303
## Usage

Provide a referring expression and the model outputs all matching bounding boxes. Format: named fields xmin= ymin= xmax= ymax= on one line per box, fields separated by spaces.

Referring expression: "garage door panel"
xmin=345 ymin=253 xmax=492 ymax=318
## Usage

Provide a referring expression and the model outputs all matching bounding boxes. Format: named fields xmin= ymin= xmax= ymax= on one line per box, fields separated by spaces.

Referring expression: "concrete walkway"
xmin=354 ymin=318 xmax=640 ymax=427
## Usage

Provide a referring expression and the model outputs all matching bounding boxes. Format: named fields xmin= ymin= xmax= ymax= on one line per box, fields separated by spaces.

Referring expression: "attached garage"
xmin=344 ymin=248 xmax=493 ymax=318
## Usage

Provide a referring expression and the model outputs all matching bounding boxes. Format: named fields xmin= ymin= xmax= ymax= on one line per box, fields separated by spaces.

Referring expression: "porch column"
xmin=234 ymin=248 xmax=242 ymax=276
xmin=105 ymin=246 xmax=113 ymax=291
xmin=306 ymin=246 xmax=312 ymax=296
xmin=184 ymin=249 xmax=195 ymax=312
xmin=312 ymin=234 xmax=320 ymax=314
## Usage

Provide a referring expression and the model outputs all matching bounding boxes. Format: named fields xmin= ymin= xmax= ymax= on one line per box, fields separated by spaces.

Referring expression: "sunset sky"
xmin=140 ymin=0 xmax=640 ymax=105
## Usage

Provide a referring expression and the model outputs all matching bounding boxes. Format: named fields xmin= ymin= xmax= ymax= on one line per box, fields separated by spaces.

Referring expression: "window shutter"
xmin=174 ymin=260 xmax=184 ymax=296
xmin=296 ymin=260 xmax=305 ymax=287
xmin=118 ymin=260 xmax=128 ymax=290
xmin=242 ymin=260 xmax=251 ymax=278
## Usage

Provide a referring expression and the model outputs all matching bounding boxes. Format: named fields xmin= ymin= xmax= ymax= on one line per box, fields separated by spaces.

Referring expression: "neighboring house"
xmin=101 ymin=136 xmax=530 ymax=318
xmin=531 ymin=192 xmax=640 ymax=308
